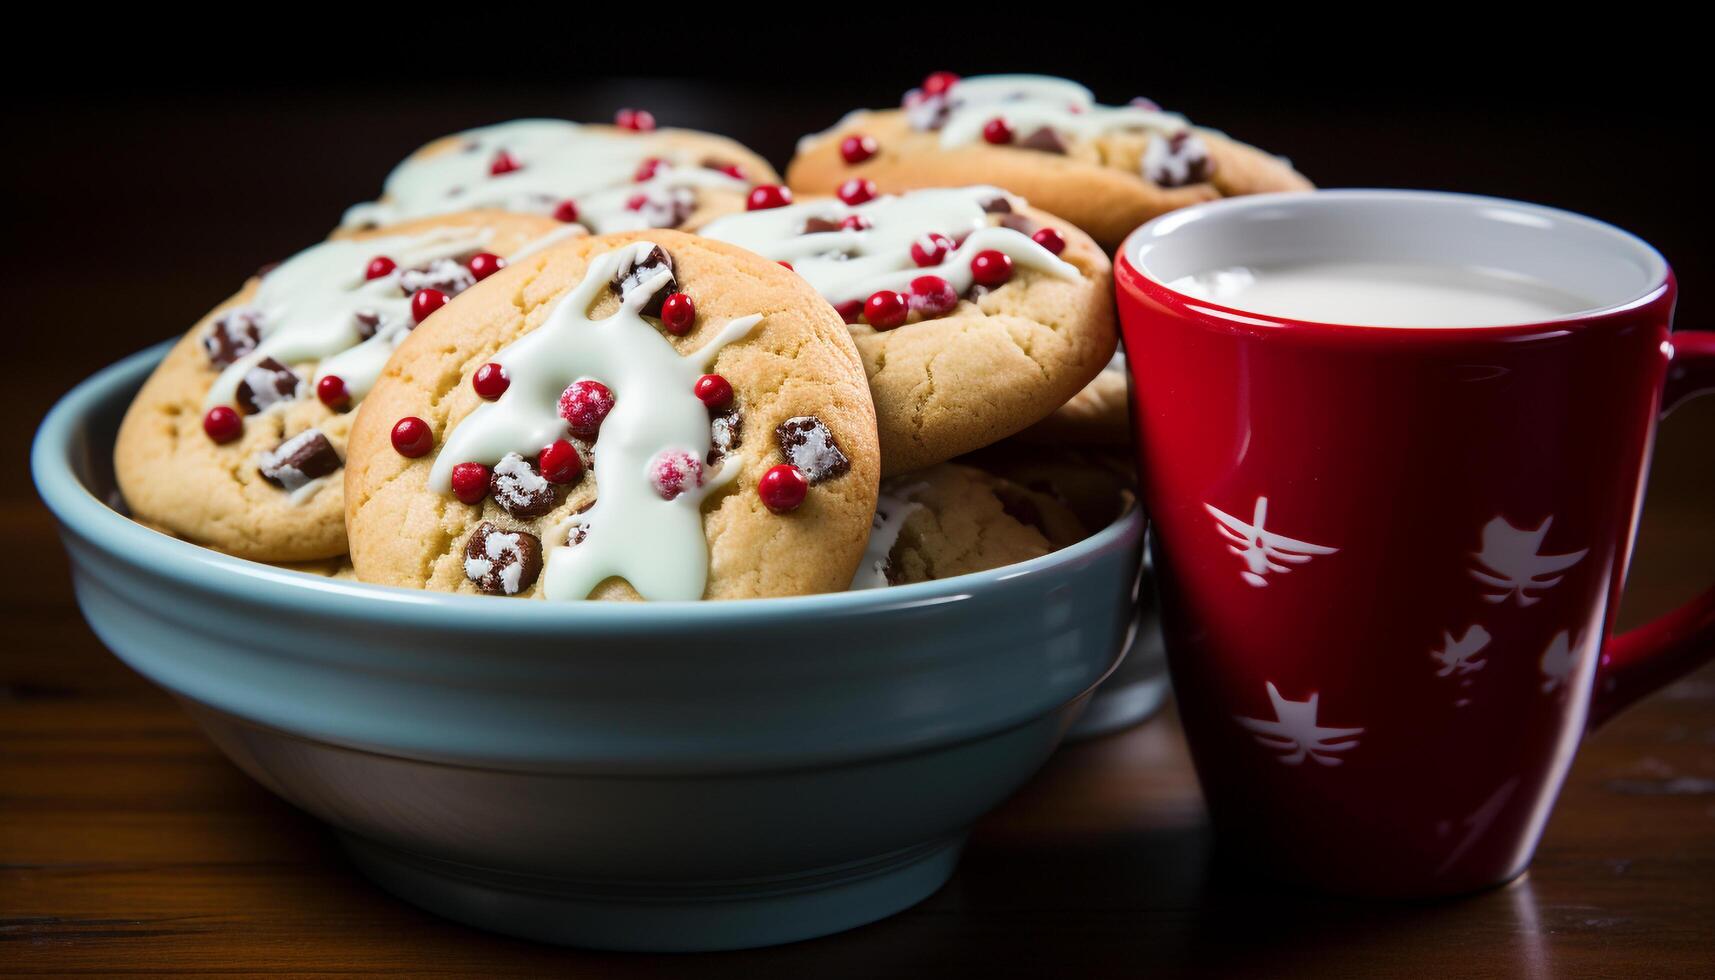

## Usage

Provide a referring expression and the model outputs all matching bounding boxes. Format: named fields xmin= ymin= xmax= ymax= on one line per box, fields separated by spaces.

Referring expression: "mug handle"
xmin=1589 ymin=330 xmax=1715 ymax=728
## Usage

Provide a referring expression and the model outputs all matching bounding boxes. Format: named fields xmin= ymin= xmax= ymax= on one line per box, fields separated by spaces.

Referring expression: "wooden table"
xmin=6 ymin=76 xmax=1714 ymax=977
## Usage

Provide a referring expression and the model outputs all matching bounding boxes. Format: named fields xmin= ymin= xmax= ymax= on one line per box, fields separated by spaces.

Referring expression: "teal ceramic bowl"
xmin=32 ymin=343 xmax=1146 ymax=952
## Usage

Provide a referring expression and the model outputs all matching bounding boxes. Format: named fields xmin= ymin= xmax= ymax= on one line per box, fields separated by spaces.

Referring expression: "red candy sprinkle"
xmin=615 ymin=108 xmax=656 ymax=132
xmin=203 ymin=406 xmax=241 ymax=444
xmin=982 ymin=118 xmax=1014 ymax=144
xmin=779 ymin=261 xmax=795 ymax=271
xmin=746 ymin=184 xmax=792 ymax=211
xmin=837 ymin=177 xmax=877 ymax=206
xmin=467 ymin=252 xmax=506 ymax=281
xmin=450 ymin=462 xmax=491 ymax=504
xmin=634 ymin=157 xmax=665 ymax=182
xmin=911 ymin=232 xmax=954 ymax=267
xmin=391 ymin=417 xmax=433 ymax=457
xmin=625 ymin=193 xmax=649 ymax=211
xmin=364 ymin=256 xmax=397 ymax=280
xmin=840 ymin=134 xmax=878 ymax=164
xmin=840 ymin=214 xmax=871 ymax=231
xmin=757 ymin=464 xmax=808 ymax=513
xmin=649 ymin=450 xmax=705 ymax=500
xmin=710 ymin=162 xmax=745 ymax=179
xmin=316 ymin=375 xmax=350 ymax=409
xmin=411 ymin=288 xmax=449 ymax=323
xmin=694 ymin=373 xmax=733 ymax=408
xmin=557 ymin=380 xmax=615 ymax=439
xmin=472 ymin=363 xmax=509 ymax=399
xmin=489 ymin=150 xmax=522 ymax=176
xmin=553 ymin=200 xmax=580 ymax=223
xmin=909 ymin=275 xmax=959 ymax=317
xmin=921 ymin=71 xmax=960 ymax=96
xmin=970 ymin=249 xmax=1014 ymax=287
xmin=537 ymin=439 xmax=584 ymax=485
xmin=835 ymin=299 xmax=863 ymax=324
xmin=1031 ymin=228 xmax=1067 ymax=255
xmin=864 ymin=290 xmax=909 ymax=330
xmin=660 ymin=292 xmax=696 ymax=335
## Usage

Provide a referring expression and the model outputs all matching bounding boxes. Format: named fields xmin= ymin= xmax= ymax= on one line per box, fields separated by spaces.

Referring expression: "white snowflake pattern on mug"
xmin=1205 ymin=497 xmax=1338 ymax=588
xmin=1236 ymin=682 xmax=1364 ymax=766
xmin=1469 ymin=516 xmax=1587 ymax=606
xmin=1539 ymin=629 xmax=1582 ymax=693
xmin=1430 ymin=625 xmax=1492 ymax=678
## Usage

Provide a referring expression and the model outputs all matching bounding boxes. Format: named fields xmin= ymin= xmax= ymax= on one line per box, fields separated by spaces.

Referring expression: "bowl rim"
xmin=35 ymin=341 xmax=1145 ymax=630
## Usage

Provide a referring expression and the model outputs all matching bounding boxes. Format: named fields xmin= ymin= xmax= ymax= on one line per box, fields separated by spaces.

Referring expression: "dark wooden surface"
xmin=5 ymin=63 xmax=1715 ymax=976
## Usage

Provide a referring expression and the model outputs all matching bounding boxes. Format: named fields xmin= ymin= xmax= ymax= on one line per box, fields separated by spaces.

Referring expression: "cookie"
xmin=701 ymin=185 xmax=1116 ymax=475
xmin=1017 ymin=350 xmax=1131 ymax=447
xmin=850 ymin=463 xmax=1085 ymax=589
xmin=344 ymin=231 xmax=881 ymax=601
xmin=340 ymin=118 xmax=780 ymax=236
xmin=114 ymin=210 xmax=564 ymax=561
xmin=959 ymin=442 xmax=1137 ymax=534
xmin=787 ymin=73 xmax=1312 ymax=250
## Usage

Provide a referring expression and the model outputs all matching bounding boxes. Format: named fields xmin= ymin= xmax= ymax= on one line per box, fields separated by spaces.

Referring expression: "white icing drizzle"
xmin=927 ymin=75 xmax=1189 ymax=149
xmin=430 ymin=242 xmax=762 ymax=602
xmin=850 ymin=483 xmax=928 ymax=590
xmin=700 ymin=186 xmax=1080 ymax=307
xmin=340 ymin=119 xmax=748 ymax=233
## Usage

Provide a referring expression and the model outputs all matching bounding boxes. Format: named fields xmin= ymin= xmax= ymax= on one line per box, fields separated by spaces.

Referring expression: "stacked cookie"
xmin=114 ymin=77 xmax=1307 ymax=600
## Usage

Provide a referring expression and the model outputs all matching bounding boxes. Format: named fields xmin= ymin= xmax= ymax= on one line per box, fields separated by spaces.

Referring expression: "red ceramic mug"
xmin=1116 ymin=190 xmax=1715 ymax=897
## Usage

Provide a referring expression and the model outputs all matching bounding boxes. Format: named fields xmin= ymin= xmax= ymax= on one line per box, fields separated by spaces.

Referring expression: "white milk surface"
xmin=1168 ymin=260 xmax=1596 ymax=327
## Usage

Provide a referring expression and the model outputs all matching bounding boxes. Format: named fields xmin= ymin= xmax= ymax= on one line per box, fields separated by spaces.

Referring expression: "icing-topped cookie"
xmin=787 ymin=73 xmax=1312 ymax=250
xmin=849 ymin=463 xmax=1085 ymax=590
xmin=701 ymin=186 xmax=1116 ymax=474
xmin=1018 ymin=350 xmax=1132 ymax=447
xmin=341 ymin=118 xmax=780 ymax=236
xmin=116 ymin=210 xmax=564 ymax=561
xmin=344 ymin=231 xmax=880 ymax=600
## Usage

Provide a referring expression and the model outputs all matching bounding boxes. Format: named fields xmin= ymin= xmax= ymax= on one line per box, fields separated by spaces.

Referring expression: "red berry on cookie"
xmin=840 ymin=134 xmax=878 ymax=164
xmin=694 ymin=373 xmax=733 ymax=409
xmin=316 ymin=375 xmax=350 ymax=410
xmin=615 ymin=108 xmax=656 ymax=132
xmin=864 ymin=290 xmax=909 ymax=330
xmin=921 ymin=71 xmax=960 ymax=96
xmin=202 ymin=406 xmax=242 ymax=444
xmin=365 ymin=256 xmax=397 ymax=281
xmin=472 ymin=362 xmax=510 ymax=400
xmin=909 ymin=275 xmax=959 ymax=318
xmin=467 ymin=252 xmax=506 ymax=281
xmin=411 ymin=288 xmax=450 ymax=323
xmin=746 ymin=185 xmax=792 ymax=211
xmin=660 ymin=292 xmax=696 ymax=335
xmin=450 ymin=462 xmax=492 ymax=504
xmin=1031 ymin=227 xmax=1067 ymax=256
xmin=489 ymin=151 xmax=522 ymax=176
xmin=537 ymin=439 xmax=584 ymax=485
xmin=757 ymin=464 xmax=808 ymax=513
xmin=634 ymin=157 xmax=665 ymax=182
xmin=649 ymin=449 xmax=705 ymax=500
xmin=982 ymin=118 xmax=1014 ymax=144
xmin=553 ymin=200 xmax=580 ymax=223
xmin=837 ymin=178 xmax=877 ymax=206
xmin=391 ymin=417 xmax=434 ymax=457
xmin=970 ymin=249 xmax=1014 ymax=287
xmin=557 ymin=380 xmax=615 ymax=439
xmin=911 ymin=232 xmax=954 ymax=267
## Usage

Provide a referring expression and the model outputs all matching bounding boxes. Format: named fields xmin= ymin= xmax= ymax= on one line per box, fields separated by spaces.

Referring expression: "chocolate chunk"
xmin=488 ymin=452 xmax=558 ymax=519
xmin=235 ymin=357 xmax=302 ymax=414
xmin=999 ymin=213 xmax=1039 ymax=235
xmin=610 ymin=243 xmax=677 ymax=316
xmin=775 ymin=416 xmax=850 ymax=484
xmin=398 ymin=257 xmax=477 ymax=298
xmin=980 ymin=195 xmax=1013 ymax=214
xmin=1145 ymin=131 xmax=1217 ymax=188
xmin=1018 ymin=126 xmax=1067 ymax=155
xmin=802 ymin=216 xmax=844 ymax=235
xmin=629 ymin=187 xmax=697 ymax=230
xmin=708 ymin=408 xmax=743 ymax=465
xmin=463 ymin=521 xmax=543 ymax=596
xmin=257 ymin=429 xmax=342 ymax=491
xmin=353 ymin=310 xmax=384 ymax=341
xmin=202 ymin=309 xmax=262 ymax=367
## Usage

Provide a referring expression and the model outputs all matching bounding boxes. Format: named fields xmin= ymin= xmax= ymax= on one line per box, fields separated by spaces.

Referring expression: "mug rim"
xmin=33 ymin=341 xmax=1146 ymax=632
xmin=1118 ymin=189 xmax=1673 ymax=340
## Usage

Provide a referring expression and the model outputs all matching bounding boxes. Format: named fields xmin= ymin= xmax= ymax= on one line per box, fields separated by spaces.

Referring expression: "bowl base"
xmin=340 ymin=832 xmax=965 ymax=952
xmin=1065 ymin=674 xmax=1169 ymax=740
